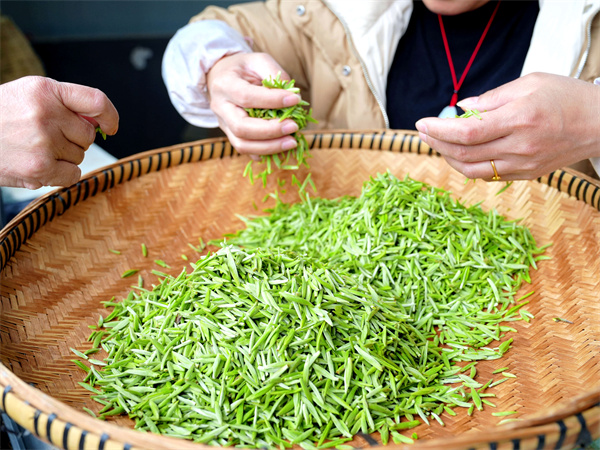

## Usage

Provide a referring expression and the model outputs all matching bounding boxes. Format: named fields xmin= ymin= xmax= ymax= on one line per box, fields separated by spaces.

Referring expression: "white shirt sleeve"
xmin=161 ymin=20 xmax=252 ymax=128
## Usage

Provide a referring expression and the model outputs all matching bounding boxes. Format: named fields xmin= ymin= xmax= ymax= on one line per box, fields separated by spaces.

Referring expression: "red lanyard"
xmin=438 ymin=1 xmax=501 ymax=107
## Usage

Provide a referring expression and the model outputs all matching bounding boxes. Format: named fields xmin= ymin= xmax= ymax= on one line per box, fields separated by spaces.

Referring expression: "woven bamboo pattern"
xmin=0 ymin=131 xmax=599 ymax=450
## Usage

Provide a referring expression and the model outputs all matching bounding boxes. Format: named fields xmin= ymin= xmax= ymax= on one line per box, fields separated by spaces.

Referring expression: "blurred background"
xmin=1 ymin=0 xmax=252 ymax=160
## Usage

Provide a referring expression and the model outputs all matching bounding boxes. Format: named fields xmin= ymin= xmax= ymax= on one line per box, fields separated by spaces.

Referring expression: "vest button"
xmin=342 ymin=65 xmax=352 ymax=76
xmin=296 ymin=5 xmax=306 ymax=16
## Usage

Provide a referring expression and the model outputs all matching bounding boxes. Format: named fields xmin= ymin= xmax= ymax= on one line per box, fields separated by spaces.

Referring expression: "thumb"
xmin=247 ymin=54 xmax=293 ymax=86
xmin=246 ymin=54 xmax=301 ymax=107
xmin=457 ymin=77 xmax=531 ymax=113
xmin=254 ymin=67 xmax=292 ymax=85
xmin=56 ymin=82 xmax=119 ymax=135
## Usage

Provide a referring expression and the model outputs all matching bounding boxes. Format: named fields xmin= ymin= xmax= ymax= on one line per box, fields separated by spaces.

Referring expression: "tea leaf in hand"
xmin=245 ymin=72 xmax=318 ymax=189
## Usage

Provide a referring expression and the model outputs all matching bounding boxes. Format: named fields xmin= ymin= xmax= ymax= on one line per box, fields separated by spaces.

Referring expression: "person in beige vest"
xmin=162 ymin=0 xmax=600 ymax=181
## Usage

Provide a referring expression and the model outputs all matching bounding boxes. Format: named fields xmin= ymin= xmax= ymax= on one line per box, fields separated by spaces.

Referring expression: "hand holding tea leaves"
xmin=0 ymin=76 xmax=119 ymax=189
xmin=206 ymin=52 xmax=309 ymax=156
xmin=244 ymin=72 xmax=318 ymax=186
xmin=416 ymin=73 xmax=600 ymax=181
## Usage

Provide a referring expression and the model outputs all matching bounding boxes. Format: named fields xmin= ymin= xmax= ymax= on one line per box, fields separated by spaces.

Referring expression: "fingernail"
xmin=281 ymin=137 xmax=298 ymax=151
xmin=456 ymin=96 xmax=479 ymax=109
xmin=418 ymin=132 xmax=428 ymax=144
xmin=283 ymin=94 xmax=301 ymax=107
xmin=281 ymin=121 xmax=299 ymax=135
xmin=415 ymin=120 xmax=427 ymax=134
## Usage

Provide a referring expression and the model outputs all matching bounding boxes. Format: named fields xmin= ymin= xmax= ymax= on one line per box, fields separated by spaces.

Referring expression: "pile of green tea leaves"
xmin=243 ymin=72 xmax=317 ymax=187
xmin=74 ymin=172 xmax=547 ymax=448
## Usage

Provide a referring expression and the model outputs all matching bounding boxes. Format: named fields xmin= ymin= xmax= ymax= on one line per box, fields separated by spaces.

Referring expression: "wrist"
xmin=206 ymin=54 xmax=233 ymax=91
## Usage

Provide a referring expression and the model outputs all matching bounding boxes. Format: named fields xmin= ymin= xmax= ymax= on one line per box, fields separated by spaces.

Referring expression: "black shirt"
xmin=386 ymin=0 xmax=539 ymax=129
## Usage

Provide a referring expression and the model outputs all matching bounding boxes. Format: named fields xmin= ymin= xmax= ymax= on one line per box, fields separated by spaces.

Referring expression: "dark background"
xmin=1 ymin=1 xmax=252 ymax=159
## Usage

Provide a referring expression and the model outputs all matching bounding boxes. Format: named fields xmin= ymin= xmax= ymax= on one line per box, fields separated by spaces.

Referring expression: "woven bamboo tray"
xmin=1 ymin=130 xmax=599 ymax=450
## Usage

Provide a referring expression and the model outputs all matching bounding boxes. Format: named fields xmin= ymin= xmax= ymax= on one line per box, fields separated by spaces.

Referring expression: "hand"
xmin=207 ymin=52 xmax=302 ymax=157
xmin=415 ymin=73 xmax=600 ymax=181
xmin=0 ymin=76 xmax=119 ymax=189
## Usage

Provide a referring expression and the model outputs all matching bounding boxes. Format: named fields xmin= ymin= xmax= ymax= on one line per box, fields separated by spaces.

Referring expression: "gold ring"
xmin=490 ymin=160 xmax=501 ymax=181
